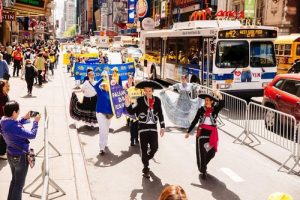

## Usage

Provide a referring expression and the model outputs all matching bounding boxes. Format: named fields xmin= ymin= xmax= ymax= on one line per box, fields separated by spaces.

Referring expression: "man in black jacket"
xmin=125 ymin=81 xmax=165 ymax=178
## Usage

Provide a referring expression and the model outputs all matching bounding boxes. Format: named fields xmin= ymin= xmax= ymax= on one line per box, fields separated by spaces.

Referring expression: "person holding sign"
xmin=125 ymin=80 xmax=165 ymax=178
xmin=112 ymin=67 xmax=122 ymax=86
xmin=93 ymin=70 xmax=113 ymax=155
xmin=185 ymin=90 xmax=224 ymax=180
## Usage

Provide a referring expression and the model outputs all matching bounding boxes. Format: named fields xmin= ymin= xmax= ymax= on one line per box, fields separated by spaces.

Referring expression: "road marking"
xmin=220 ymin=168 xmax=245 ymax=183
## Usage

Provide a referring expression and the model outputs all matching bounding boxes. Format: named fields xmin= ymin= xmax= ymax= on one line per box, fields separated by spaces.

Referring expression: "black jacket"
xmin=25 ymin=65 xmax=36 ymax=79
xmin=188 ymin=100 xmax=225 ymax=133
xmin=126 ymin=96 xmax=165 ymax=133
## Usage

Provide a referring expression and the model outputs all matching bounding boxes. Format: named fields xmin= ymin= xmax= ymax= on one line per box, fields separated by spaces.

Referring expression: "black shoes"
xmin=142 ymin=168 xmax=150 ymax=178
xmin=200 ymin=172 xmax=207 ymax=180
xmin=99 ymin=150 xmax=105 ymax=156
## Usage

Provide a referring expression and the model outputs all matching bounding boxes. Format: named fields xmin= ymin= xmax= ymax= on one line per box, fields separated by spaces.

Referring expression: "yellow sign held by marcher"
xmin=63 ymin=53 xmax=99 ymax=65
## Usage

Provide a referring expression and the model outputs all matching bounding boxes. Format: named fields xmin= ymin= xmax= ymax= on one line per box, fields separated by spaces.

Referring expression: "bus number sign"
xmin=218 ymin=29 xmax=277 ymax=39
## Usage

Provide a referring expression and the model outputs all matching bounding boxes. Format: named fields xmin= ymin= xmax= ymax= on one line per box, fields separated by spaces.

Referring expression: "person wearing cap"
xmin=125 ymin=80 xmax=165 ymax=178
xmin=185 ymin=90 xmax=224 ymax=179
xmin=93 ymin=70 xmax=113 ymax=155
xmin=24 ymin=59 xmax=37 ymax=96
xmin=12 ymin=47 xmax=23 ymax=77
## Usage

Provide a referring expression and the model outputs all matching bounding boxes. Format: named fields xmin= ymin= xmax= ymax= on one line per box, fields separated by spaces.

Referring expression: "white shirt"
xmin=82 ymin=80 xmax=97 ymax=97
xmin=203 ymin=116 xmax=213 ymax=125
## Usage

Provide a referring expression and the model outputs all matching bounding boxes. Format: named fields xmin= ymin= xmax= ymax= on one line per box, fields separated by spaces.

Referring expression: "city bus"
xmin=274 ymin=34 xmax=300 ymax=74
xmin=140 ymin=20 xmax=278 ymax=97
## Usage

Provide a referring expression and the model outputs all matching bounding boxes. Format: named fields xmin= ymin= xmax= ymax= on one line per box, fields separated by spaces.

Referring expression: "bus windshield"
xmin=216 ymin=41 xmax=249 ymax=68
xmin=250 ymin=41 xmax=276 ymax=67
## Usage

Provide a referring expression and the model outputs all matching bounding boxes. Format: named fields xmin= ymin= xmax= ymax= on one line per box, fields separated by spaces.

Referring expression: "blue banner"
xmin=85 ymin=59 xmax=100 ymax=64
xmin=108 ymin=75 xmax=127 ymax=118
xmin=74 ymin=62 xmax=135 ymax=84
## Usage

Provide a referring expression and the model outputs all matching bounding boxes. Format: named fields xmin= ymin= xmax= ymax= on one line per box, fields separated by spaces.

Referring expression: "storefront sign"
xmin=244 ymin=0 xmax=256 ymax=18
xmin=142 ymin=17 xmax=155 ymax=30
xmin=174 ymin=0 xmax=200 ymax=8
xmin=16 ymin=0 xmax=45 ymax=8
xmin=0 ymin=1 xmax=3 ymax=23
xmin=136 ymin=0 xmax=149 ymax=19
xmin=189 ymin=8 xmax=212 ymax=21
xmin=215 ymin=10 xmax=244 ymax=19
xmin=2 ymin=11 xmax=16 ymax=21
xmin=128 ymin=0 xmax=135 ymax=23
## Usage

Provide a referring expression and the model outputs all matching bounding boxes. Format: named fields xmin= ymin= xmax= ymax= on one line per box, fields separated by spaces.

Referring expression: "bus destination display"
xmin=218 ymin=29 xmax=277 ymax=39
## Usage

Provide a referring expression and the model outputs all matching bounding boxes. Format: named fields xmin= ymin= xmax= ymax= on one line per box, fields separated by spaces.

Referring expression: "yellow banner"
xmin=63 ymin=53 xmax=99 ymax=65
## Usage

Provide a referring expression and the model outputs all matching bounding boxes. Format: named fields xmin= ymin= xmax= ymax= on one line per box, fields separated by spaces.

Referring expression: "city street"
xmin=1 ymin=55 xmax=299 ymax=200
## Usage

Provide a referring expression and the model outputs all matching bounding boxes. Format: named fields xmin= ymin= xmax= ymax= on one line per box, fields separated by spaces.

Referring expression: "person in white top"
xmin=69 ymin=70 xmax=98 ymax=126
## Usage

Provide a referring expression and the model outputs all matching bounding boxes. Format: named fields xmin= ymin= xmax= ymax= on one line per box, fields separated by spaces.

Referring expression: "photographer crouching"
xmin=0 ymin=101 xmax=40 ymax=200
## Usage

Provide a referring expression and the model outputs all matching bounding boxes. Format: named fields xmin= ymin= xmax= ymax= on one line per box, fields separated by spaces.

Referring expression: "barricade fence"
xmin=192 ymin=84 xmax=300 ymax=174
xmin=23 ymin=107 xmax=65 ymax=199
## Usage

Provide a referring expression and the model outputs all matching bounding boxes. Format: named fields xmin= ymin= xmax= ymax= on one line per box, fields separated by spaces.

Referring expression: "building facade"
xmin=63 ymin=0 xmax=76 ymax=32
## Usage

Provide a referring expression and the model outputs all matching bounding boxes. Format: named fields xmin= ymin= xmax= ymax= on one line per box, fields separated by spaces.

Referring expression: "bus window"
xmin=275 ymin=44 xmax=279 ymax=55
xmin=177 ymin=39 xmax=188 ymax=64
xmin=296 ymin=44 xmax=300 ymax=56
xmin=146 ymin=38 xmax=152 ymax=51
xmin=278 ymin=44 xmax=284 ymax=55
xmin=188 ymin=37 xmax=200 ymax=64
xmin=152 ymin=38 xmax=161 ymax=52
xmin=284 ymin=44 xmax=291 ymax=56
xmin=167 ymin=39 xmax=177 ymax=63
xmin=216 ymin=41 xmax=249 ymax=68
xmin=250 ymin=41 xmax=276 ymax=67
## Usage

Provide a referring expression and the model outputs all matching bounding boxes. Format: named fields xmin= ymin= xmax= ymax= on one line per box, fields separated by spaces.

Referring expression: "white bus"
xmin=140 ymin=20 xmax=278 ymax=97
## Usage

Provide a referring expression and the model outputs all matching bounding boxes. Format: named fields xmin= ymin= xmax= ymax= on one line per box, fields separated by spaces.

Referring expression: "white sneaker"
xmin=0 ymin=154 xmax=7 ymax=160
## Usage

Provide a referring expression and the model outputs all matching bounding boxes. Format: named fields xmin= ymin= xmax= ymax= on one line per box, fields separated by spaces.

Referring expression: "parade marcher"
xmin=0 ymin=53 xmax=9 ymax=80
xmin=6 ymin=43 xmax=13 ymax=64
xmin=93 ymin=71 xmax=113 ymax=155
xmin=12 ymin=47 xmax=23 ymax=77
xmin=160 ymin=74 xmax=202 ymax=129
xmin=126 ymin=53 xmax=135 ymax=64
xmin=125 ymin=80 xmax=165 ymax=178
xmin=125 ymin=75 xmax=143 ymax=146
xmin=1 ymin=101 xmax=40 ymax=200
xmin=34 ymin=52 xmax=46 ymax=86
xmin=70 ymin=70 xmax=98 ymax=126
xmin=0 ymin=80 xmax=10 ymax=160
xmin=25 ymin=59 xmax=37 ymax=96
xmin=185 ymin=90 xmax=224 ymax=179
xmin=49 ymin=51 xmax=56 ymax=76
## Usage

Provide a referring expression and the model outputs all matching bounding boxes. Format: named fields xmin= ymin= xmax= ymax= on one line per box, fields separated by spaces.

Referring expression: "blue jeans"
xmin=241 ymin=71 xmax=252 ymax=82
xmin=7 ymin=154 xmax=28 ymax=200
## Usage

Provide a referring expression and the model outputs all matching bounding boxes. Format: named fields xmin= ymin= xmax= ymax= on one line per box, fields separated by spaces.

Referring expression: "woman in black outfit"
xmin=0 ymin=80 xmax=10 ymax=159
xmin=24 ymin=59 xmax=37 ymax=96
xmin=185 ymin=90 xmax=224 ymax=179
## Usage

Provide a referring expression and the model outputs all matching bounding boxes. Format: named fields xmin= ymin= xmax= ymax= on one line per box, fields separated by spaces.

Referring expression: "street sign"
xmin=2 ymin=11 xmax=15 ymax=21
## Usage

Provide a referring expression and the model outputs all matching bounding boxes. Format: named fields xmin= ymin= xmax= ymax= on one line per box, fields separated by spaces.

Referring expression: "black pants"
xmin=38 ymin=70 xmax=43 ymax=85
xmin=13 ymin=60 xmax=21 ymax=77
xmin=0 ymin=134 xmax=6 ymax=155
xmin=130 ymin=120 xmax=139 ymax=143
xmin=140 ymin=131 xmax=158 ymax=172
xmin=196 ymin=129 xmax=216 ymax=173
xmin=25 ymin=77 xmax=34 ymax=94
xmin=49 ymin=63 xmax=54 ymax=75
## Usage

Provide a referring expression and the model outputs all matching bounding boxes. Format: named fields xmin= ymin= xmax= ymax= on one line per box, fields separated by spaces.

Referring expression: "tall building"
xmin=78 ymin=0 xmax=93 ymax=34
xmin=63 ymin=0 xmax=76 ymax=32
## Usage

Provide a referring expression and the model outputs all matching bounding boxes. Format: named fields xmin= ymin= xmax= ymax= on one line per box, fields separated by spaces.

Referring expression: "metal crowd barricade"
xmin=246 ymin=102 xmax=298 ymax=173
xmin=194 ymin=84 xmax=248 ymax=131
xmin=23 ymin=107 xmax=66 ymax=199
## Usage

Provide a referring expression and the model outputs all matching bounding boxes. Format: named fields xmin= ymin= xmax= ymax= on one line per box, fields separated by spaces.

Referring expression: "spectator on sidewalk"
xmin=1 ymin=101 xmax=40 ymax=200
xmin=0 ymin=53 xmax=9 ymax=80
xmin=0 ymin=80 xmax=10 ymax=160
xmin=6 ymin=43 xmax=13 ymax=65
xmin=34 ymin=52 xmax=46 ymax=86
xmin=25 ymin=59 xmax=37 ymax=96
xmin=12 ymin=47 xmax=23 ymax=77
xmin=159 ymin=185 xmax=188 ymax=200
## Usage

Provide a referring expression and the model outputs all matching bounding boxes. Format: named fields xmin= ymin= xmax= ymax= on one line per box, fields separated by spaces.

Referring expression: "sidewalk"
xmin=0 ymin=62 xmax=92 ymax=199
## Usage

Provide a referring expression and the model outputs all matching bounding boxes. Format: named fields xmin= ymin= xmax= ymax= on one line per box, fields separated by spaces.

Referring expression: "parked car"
xmin=262 ymin=74 xmax=300 ymax=135
xmin=121 ymin=47 xmax=143 ymax=63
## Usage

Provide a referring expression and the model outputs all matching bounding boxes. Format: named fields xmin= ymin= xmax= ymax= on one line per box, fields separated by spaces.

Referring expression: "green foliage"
xmin=63 ymin=25 xmax=76 ymax=37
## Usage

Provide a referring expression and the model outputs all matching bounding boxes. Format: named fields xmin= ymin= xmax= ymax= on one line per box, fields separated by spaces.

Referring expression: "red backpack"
xmin=14 ymin=52 xmax=22 ymax=61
